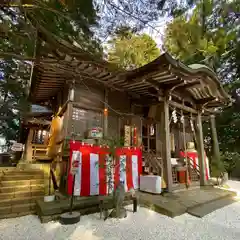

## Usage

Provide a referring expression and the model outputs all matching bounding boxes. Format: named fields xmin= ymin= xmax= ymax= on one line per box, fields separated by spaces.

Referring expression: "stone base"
xmin=60 ymin=212 xmax=80 ymax=225
xmin=109 ymin=207 xmax=127 ymax=219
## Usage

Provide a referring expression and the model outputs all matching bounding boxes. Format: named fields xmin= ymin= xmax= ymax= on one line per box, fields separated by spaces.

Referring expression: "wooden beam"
xmin=169 ymin=100 xmax=197 ymax=114
xmin=196 ymin=97 xmax=216 ymax=105
xmin=126 ymin=69 xmax=170 ymax=82
xmin=177 ymin=80 xmax=201 ymax=90
xmin=160 ymin=78 xmax=184 ymax=89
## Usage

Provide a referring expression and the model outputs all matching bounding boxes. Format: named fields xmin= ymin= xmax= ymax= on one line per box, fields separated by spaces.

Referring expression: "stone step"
xmin=1 ymin=179 xmax=44 ymax=187
xmin=187 ymin=196 xmax=236 ymax=218
xmin=0 ymin=210 xmax=35 ymax=219
xmin=0 ymin=189 xmax=44 ymax=199
xmin=2 ymin=174 xmax=44 ymax=181
xmin=1 ymin=195 xmax=43 ymax=207
xmin=0 ymin=184 xmax=44 ymax=193
xmin=0 ymin=202 xmax=36 ymax=215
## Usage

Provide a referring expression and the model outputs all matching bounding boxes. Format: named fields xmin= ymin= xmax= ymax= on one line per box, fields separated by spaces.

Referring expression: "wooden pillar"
xmin=156 ymin=123 xmax=161 ymax=154
xmin=147 ymin=125 xmax=150 ymax=152
xmin=162 ymin=98 xmax=173 ymax=192
xmin=210 ymin=114 xmax=220 ymax=162
xmin=196 ymin=111 xmax=207 ymax=186
xmin=139 ymin=117 xmax=143 ymax=147
xmin=25 ymin=129 xmax=34 ymax=162
xmin=63 ymin=81 xmax=75 ymax=139
xmin=103 ymin=89 xmax=108 ymax=138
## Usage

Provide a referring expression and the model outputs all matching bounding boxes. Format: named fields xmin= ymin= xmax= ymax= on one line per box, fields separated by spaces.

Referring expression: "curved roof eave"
xmin=163 ymin=52 xmax=232 ymax=102
xmin=126 ymin=52 xmax=232 ymax=104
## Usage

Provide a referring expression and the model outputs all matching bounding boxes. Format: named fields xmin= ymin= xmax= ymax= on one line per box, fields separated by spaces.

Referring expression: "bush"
xmin=210 ymin=156 xmax=225 ymax=178
xmin=221 ymin=152 xmax=240 ymax=176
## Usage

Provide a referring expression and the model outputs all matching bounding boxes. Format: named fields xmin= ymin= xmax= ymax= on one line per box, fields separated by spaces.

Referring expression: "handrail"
xmin=142 ymin=150 xmax=163 ymax=175
xmin=31 ymin=144 xmax=50 ymax=161
xmin=187 ymin=157 xmax=200 ymax=175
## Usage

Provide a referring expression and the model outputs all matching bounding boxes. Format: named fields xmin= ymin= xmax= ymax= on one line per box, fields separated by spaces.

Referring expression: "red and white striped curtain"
xmin=67 ymin=141 xmax=142 ymax=196
xmin=180 ymin=151 xmax=210 ymax=180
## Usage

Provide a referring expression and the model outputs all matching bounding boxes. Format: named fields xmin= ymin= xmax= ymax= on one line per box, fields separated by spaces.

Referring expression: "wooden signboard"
xmin=11 ymin=143 xmax=24 ymax=152
xmin=71 ymin=157 xmax=80 ymax=175
xmin=124 ymin=125 xmax=131 ymax=146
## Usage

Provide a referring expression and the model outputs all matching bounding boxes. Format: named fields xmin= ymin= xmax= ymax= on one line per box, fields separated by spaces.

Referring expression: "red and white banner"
xmin=180 ymin=151 xmax=210 ymax=180
xmin=67 ymin=141 xmax=142 ymax=196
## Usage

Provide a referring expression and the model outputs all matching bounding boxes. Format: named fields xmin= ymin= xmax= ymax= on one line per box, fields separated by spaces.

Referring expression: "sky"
xmin=141 ymin=17 xmax=170 ymax=49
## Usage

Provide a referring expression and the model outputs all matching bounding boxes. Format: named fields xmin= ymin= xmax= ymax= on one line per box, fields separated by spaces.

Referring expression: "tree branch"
xmin=0 ymin=52 xmax=35 ymax=61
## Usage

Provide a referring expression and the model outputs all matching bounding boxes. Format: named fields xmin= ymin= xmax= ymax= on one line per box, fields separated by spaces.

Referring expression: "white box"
xmin=140 ymin=175 xmax=162 ymax=194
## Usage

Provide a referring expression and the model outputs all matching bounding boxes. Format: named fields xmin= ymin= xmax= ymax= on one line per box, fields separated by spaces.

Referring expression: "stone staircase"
xmin=0 ymin=168 xmax=45 ymax=219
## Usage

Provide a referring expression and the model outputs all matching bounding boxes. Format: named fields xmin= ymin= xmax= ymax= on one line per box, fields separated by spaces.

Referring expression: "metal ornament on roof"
xmin=172 ymin=109 xmax=178 ymax=123
xmin=180 ymin=115 xmax=184 ymax=124
xmin=190 ymin=118 xmax=194 ymax=132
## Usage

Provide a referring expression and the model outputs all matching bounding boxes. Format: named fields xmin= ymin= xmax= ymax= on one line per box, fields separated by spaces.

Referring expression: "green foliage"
xmin=164 ymin=0 xmax=240 ymax=157
xmin=164 ymin=0 xmax=239 ymax=70
xmin=101 ymin=137 xmax=125 ymax=157
xmin=0 ymin=0 xmax=102 ymax=142
xmin=164 ymin=4 xmax=222 ymax=68
xmin=107 ymin=29 xmax=160 ymax=70
xmin=210 ymin=155 xmax=225 ymax=178
xmin=0 ymin=60 xmax=30 ymax=142
xmin=221 ymin=152 xmax=240 ymax=175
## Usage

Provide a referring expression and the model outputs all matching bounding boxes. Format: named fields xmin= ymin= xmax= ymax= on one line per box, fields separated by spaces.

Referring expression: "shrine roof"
xmin=30 ymin=52 xmax=232 ymax=113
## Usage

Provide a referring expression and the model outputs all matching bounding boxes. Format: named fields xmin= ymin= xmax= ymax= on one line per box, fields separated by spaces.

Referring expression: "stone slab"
xmin=138 ymin=191 xmax=187 ymax=217
xmin=138 ymin=187 xmax=237 ymax=218
xmin=187 ymin=197 xmax=237 ymax=217
xmin=164 ymin=187 xmax=236 ymax=209
xmin=36 ymin=186 xmax=237 ymax=222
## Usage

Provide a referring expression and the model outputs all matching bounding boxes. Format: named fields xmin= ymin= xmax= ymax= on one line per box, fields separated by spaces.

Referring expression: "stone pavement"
xmin=37 ymin=186 xmax=237 ymax=222
xmin=138 ymin=186 xmax=237 ymax=217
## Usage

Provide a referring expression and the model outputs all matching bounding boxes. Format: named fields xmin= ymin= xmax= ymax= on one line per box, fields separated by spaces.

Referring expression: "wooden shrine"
xmin=24 ymin=49 xmax=231 ymax=192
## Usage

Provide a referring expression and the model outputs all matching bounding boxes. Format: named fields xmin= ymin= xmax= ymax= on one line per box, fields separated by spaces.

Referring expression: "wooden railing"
xmin=172 ymin=157 xmax=200 ymax=184
xmin=187 ymin=158 xmax=200 ymax=181
xmin=142 ymin=150 xmax=163 ymax=176
xmin=32 ymin=144 xmax=51 ymax=161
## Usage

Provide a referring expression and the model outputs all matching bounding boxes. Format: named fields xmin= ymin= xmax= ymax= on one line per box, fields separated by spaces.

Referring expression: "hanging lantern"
xmin=103 ymin=108 xmax=108 ymax=116
xmin=133 ymin=127 xmax=137 ymax=146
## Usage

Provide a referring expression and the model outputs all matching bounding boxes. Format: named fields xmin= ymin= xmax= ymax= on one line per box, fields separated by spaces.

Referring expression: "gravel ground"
xmin=1 ymin=181 xmax=240 ymax=240
xmin=227 ymin=180 xmax=240 ymax=192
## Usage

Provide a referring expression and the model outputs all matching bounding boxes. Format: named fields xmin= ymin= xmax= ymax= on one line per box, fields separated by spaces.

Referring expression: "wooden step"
xmin=1 ymin=195 xmax=43 ymax=207
xmin=0 ymin=184 xmax=44 ymax=193
xmin=0 ymin=202 xmax=36 ymax=215
xmin=1 ymin=179 xmax=44 ymax=187
xmin=2 ymin=174 xmax=44 ymax=181
xmin=0 ymin=210 xmax=36 ymax=219
xmin=3 ymin=170 xmax=44 ymax=176
xmin=0 ymin=190 xmax=44 ymax=199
